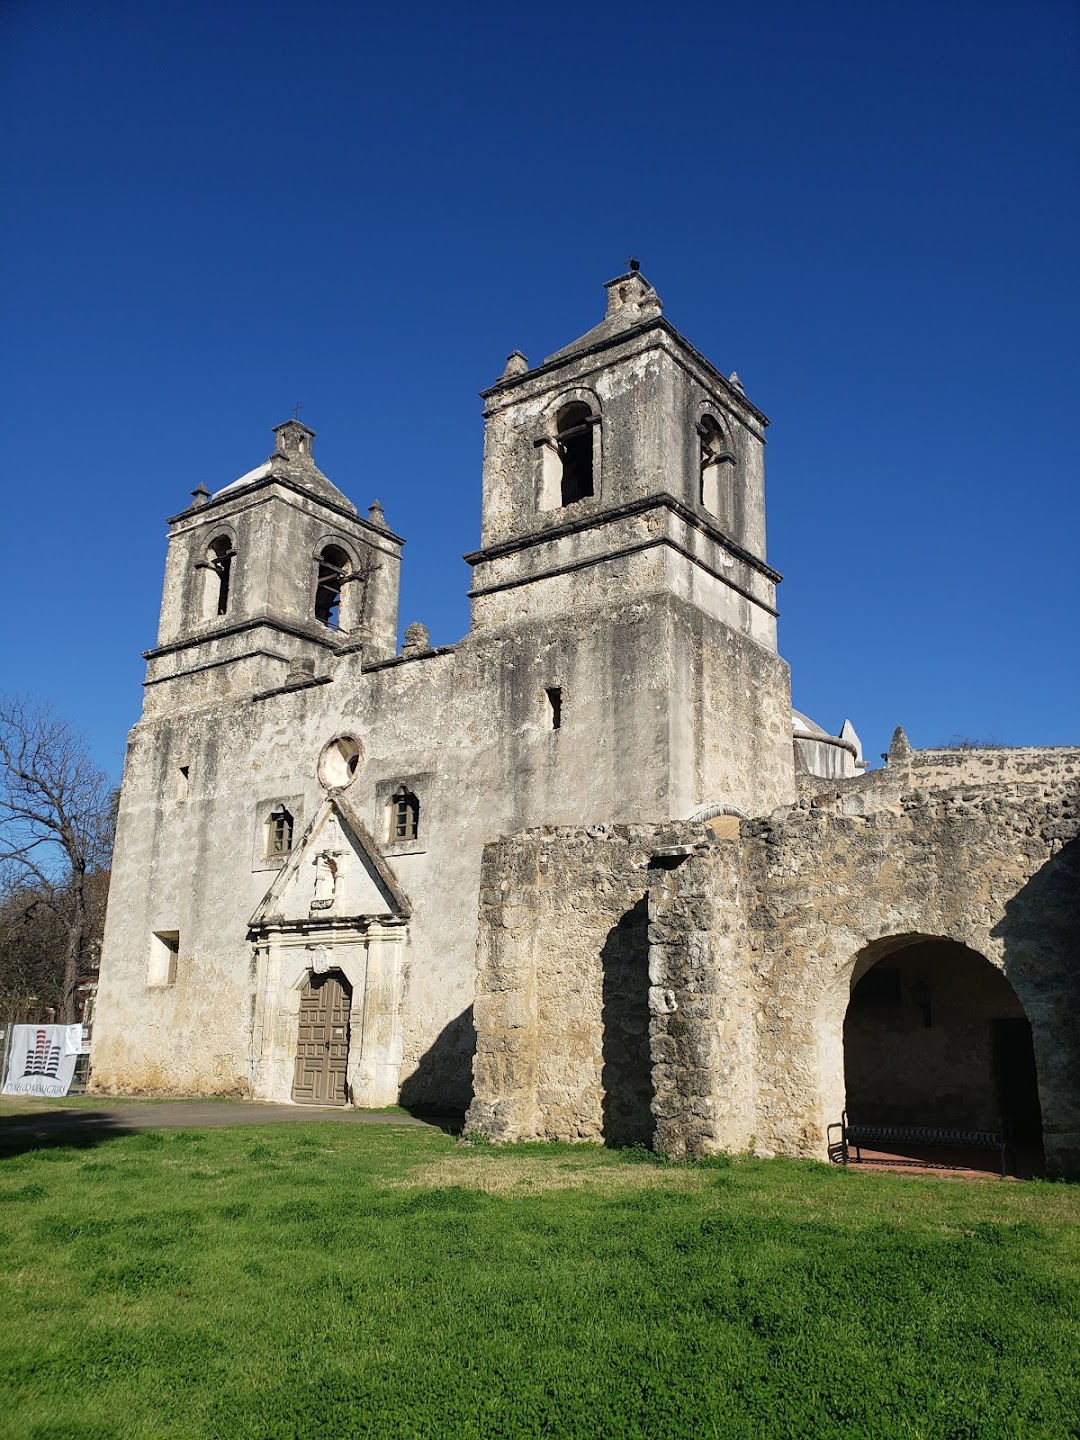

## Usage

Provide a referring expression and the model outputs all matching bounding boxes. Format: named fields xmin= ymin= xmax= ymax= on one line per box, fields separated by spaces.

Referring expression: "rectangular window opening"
xmin=389 ymin=789 xmax=420 ymax=843
xmin=546 ymin=687 xmax=562 ymax=731
xmin=149 ymin=930 xmax=180 ymax=987
xmin=267 ymin=807 xmax=294 ymax=857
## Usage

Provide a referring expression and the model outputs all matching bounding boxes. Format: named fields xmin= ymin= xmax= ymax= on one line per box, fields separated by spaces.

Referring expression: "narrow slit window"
xmin=546 ymin=687 xmax=562 ymax=730
xmin=177 ymin=765 xmax=190 ymax=800
xmin=315 ymin=545 xmax=351 ymax=629
xmin=389 ymin=787 xmax=420 ymax=843
xmin=556 ymin=403 xmax=595 ymax=505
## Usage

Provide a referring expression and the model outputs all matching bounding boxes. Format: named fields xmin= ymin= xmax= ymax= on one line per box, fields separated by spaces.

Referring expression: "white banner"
xmin=3 ymin=1024 xmax=83 ymax=1097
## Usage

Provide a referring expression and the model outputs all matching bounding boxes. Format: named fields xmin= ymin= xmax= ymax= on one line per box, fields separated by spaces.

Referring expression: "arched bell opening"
xmin=843 ymin=937 xmax=1044 ymax=1175
xmin=200 ymin=534 xmax=235 ymax=621
xmin=314 ymin=544 xmax=352 ymax=630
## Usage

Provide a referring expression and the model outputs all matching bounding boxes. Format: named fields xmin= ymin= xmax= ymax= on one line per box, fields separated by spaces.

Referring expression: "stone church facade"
xmin=92 ymin=269 xmax=1080 ymax=1175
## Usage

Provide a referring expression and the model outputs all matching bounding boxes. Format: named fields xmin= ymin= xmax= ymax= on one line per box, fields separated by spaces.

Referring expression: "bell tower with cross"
xmin=465 ymin=264 xmax=796 ymax=816
xmin=147 ymin=415 xmax=404 ymax=707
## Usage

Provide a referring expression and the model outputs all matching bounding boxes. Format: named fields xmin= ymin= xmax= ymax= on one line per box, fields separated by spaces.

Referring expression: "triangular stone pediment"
xmin=251 ymin=794 xmax=410 ymax=931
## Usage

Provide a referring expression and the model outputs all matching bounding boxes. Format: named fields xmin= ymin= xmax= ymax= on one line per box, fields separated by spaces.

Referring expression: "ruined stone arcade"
xmin=467 ymin=741 xmax=1080 ymax=1176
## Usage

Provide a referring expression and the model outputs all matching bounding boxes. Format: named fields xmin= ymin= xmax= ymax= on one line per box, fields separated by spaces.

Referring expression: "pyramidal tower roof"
xmin=213 ymin=419 xmax=358 ymax=515
xmin=543 ymin=261 xmax=663 ymax=365
xmin=484 ymin=263 xmax=766 ymax=426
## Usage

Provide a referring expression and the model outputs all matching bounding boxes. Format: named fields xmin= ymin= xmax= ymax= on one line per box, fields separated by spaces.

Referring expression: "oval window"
xmin=318 ymin=735 xmax=363 ymax=790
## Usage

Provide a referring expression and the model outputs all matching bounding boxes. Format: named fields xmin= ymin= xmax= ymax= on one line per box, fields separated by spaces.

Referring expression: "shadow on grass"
xmin=0 ymin=1110 xmax=135 ymax=1160
xmin=398 ymin=1107 xmax=465 ymax=1137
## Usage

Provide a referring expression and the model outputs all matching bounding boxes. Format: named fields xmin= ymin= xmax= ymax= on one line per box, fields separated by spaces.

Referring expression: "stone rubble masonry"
xmin=468 ymin=825 xmax=656 ymax=1144
xmin=466 ymin=748 xmax=1080 ymax=1177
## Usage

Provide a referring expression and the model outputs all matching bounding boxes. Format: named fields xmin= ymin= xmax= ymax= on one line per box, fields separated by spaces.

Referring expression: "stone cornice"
xmin=168 ymin=475 xmax=406 ymax=546
xmin=480 ymin=317 xmax=769 ymax=430
xmin=467 ymin=534 xmax=780 ymax=618
xmin=144 ymin=614 xmax=347 ymax=661
xmin=362 ymin=645 xmax=458 ymax=673
xmin=251 ymin=675 xmax=335 ymax=704
xmin=142 ymin=646 xmax=290 ymax=687
xmin=464 ymin=492 xmax=782 ymax=585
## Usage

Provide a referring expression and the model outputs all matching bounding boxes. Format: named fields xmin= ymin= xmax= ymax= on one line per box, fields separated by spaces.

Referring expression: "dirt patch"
xmin=391 ymin=1152 xmax=716 ymax=1194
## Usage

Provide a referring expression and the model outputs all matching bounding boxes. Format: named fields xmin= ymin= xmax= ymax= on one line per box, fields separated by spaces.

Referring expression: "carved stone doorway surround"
xmin=251 ymin=919 xmax=407 ymax=1106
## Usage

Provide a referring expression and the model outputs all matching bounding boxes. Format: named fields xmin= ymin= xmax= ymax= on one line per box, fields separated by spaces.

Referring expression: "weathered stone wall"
xmin=802 ymin=739 xmax=1080 ymax=808
xmin=467 ymin=826 xmax=657 ymax=1144
xmin=647 ymin=831 xmax=755 ymax=1157
xmin=906 ymin=746 xmax=1080 ymax=788
xmin=733 ymin=770 xmax=1080 ymax=1173
xmin=97 ymin=585 xmax=767 ymax=1107
xmin=469 ymin=756 xmax=1080 ymax=1175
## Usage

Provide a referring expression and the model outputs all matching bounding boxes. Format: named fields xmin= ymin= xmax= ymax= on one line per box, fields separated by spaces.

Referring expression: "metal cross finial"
xmin=628 ymin=257 xmax=641 ymax=273
xmin=292 ymin=401 xmax=303 ymax=421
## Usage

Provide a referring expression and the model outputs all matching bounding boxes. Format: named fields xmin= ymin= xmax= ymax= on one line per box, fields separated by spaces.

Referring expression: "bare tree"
xmin=0 ymin=697 xmax=115 ymax=1022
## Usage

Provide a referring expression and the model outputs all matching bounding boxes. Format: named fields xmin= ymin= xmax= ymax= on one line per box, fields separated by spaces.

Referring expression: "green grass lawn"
xmin=0 ymin=1120 xmax=1078 ymax=1440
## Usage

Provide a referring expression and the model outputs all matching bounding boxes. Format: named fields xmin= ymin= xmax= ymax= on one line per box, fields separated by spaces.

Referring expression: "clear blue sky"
xmin=2 ymin=0 xmax=1077 ymax=780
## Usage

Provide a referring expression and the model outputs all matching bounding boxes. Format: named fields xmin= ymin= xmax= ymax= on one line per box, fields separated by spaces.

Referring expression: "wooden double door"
xmin=292 ymin=972 xmax=352 ymax=1105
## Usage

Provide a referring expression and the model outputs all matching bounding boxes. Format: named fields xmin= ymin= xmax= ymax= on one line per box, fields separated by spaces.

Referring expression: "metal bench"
xmin=837 ymin=1112 xmax=1008 ymax=1177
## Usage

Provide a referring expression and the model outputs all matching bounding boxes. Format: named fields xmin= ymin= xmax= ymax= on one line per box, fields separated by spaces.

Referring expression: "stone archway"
xmin=842 ymin=936 xmax=1044 ymax=1172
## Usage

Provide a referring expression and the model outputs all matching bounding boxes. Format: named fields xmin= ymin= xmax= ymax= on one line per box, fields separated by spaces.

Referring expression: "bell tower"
xmin=467 ymin=267 xmax=796 ymax=817
xmin=146 ymin=420 xmax=403 ymax=709
xmin=468 ymin=267 xmax=780 ymax=653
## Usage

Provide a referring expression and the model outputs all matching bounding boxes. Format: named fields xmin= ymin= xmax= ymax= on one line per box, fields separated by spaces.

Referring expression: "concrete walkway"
xmin=0 ymin=1097 xmax=451 ymax=1144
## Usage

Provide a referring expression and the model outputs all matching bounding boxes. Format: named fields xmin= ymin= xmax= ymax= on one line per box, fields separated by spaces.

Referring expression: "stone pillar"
xmin=465 ymin=838 xmax=542 ymax=1141
xmin=350 ymin=922 xmax=406 ymax=1107
xmin=648 ymin=854 xmax=722 ymax=1156
xmin=647 ymin=838 xmax=754 ymax=1157
xmin=249 ymin=941 xmax=274 ymax=1098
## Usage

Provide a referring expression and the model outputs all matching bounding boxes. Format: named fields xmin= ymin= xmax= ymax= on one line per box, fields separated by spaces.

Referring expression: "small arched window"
xmin=698 ymin=415 xmax=733 ymax=517
xmin=315 ymin=545 xmax=351 ymax=630
xmin=555 ymin=402 xmax=595 ymax=505
xmin=201 ymin=535 xmax=235 ymax=619
xmin=267 ymin=805 xmax=294 ymax=858
xmin=388 ymin=786 xmax=420 ymax=844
